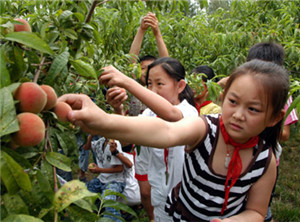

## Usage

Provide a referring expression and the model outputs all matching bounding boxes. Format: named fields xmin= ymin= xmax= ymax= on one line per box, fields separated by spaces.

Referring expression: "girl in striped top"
xmin=58 ymin=59 xmax=289 ymax=221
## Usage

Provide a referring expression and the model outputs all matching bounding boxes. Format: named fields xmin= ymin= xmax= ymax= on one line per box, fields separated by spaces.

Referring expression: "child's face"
xmin=147 ymin=65 xmax=181 ymax=105
xmin=222 ymin=75 xmax=275 ymax=143
xmin=140 ymin=60 xmax=154 ymax=86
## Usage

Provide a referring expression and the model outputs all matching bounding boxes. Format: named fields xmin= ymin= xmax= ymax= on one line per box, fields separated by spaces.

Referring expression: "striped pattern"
xmin=165 ymin=114 xmax=271 ymax=221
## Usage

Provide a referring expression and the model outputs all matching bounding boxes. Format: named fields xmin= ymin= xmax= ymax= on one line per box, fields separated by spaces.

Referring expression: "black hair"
xmin=247 ymin=42 xmax=285 ymax=66
xmin=223 ymin=59 xmax=289 ymax=150
xmin=146 ymin=57 xmax=196 ymax=107
xmin=192 ymin=65 xmax=219 ymax=82
xmin=138 ymin=55 xmax=157 ymax=63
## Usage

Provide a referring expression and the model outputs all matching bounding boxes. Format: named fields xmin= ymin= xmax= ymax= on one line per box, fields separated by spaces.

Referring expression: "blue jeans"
xmin=87 ymin=178 xmax=125 ymax=222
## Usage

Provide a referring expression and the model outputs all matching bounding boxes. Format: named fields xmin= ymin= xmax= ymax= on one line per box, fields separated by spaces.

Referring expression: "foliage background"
xmin=0 ymin=0 xmax=299 ymax=221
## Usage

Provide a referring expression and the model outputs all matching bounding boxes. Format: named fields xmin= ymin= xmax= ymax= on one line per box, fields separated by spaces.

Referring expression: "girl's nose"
xmin=232 ymin=109 xmax=245 ymax=121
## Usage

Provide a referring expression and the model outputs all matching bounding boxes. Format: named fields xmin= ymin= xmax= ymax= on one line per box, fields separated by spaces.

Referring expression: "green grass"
xmin=272 ymin=124 xmax=300 ymax=222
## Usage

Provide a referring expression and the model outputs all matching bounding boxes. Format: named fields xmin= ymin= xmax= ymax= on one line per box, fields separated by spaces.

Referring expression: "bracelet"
xmin=111 ymin=149 xmax=119 ymax=156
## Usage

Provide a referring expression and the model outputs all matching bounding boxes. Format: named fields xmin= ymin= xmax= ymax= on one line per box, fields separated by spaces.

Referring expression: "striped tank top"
xmin=165 ymin=114 xmax=272 ymax=221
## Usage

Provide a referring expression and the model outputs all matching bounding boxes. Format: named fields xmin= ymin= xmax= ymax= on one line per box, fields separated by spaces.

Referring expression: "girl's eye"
xmin=229 ymin=99 xmax=236 ymax=105
xmin=249 ymin=107 xmax=260 ymax=112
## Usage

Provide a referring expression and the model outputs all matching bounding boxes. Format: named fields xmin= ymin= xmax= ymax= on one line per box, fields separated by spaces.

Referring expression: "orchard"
xmin=0 ymin=0 xmax=299 ymax=222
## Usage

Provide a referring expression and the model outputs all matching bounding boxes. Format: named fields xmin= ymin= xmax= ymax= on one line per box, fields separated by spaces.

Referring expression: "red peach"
xmin=14 ymin=82 xmax=47 ymax=114
xmin=14 ymin=18 xmax=32 ymax=32
xmin=40 ymin=85 xmax=57 ymax=110
xmin=12 ymin=112 xmax=45 ymax=147
xmin=53 ymin=101 xmax=72 ymax=122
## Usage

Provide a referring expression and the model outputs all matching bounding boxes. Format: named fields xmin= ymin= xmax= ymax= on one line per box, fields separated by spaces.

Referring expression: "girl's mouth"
xmin=230 ymin=122 xmax=243 ymax=131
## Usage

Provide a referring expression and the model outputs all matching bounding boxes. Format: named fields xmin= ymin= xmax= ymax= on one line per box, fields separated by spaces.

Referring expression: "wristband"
xmin=111 ymin=149 xmax=119 ymax=156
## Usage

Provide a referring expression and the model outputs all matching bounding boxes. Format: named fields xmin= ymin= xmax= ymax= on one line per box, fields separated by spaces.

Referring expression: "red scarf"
xmin=219 ymin=116 xmax=259 ymax=215
xmin=195 ymin=100 xmax=212 ymax=114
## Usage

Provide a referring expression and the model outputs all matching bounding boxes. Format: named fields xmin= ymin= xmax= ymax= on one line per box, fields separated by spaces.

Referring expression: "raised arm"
xmin=58 ymin=93 xmax=204 ymax=149
xmin=145 ymin=12 xmax=169 ymax=57
xmin=129 ymin=12 xmax=169 ymax=64
xmin=100 ymin=65 xmax=183 ymax=121
xmin=129 ymin=14 xmax=149 ymax=64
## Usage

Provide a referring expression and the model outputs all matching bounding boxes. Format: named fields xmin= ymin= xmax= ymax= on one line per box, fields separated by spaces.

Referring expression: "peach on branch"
xmin=13 ymin=18 xmax=32 ymax=32
xmin=14 ymin=82 xmax=47 ymax=113
xmin=41 ymin=85 xmax=57 ymax=110
xmin=53 ymin=101 xmax=72 ymax=122
xmin=12 ymin=112 xmax=45 ymax=147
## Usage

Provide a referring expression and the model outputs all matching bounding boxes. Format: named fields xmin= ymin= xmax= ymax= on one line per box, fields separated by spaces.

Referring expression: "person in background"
xmin=58 ymin=59 xmax=289 ymax=221
xmin=105 ymin=12 xmax=169 ymax=221
xmin=84 ymin=136 xmax=125 ymax=222
xmin=111 ymin=143 xmax=142 ymax=221
xmin=99 ymin=57 xmax=198 ymax=221
xmin=191 ymin=65 xmax=221 ymax=115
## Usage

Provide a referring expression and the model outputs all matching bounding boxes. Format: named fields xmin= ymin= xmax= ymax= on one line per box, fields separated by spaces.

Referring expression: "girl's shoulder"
xmin=176 ymin=99 xmax=198 ymax=117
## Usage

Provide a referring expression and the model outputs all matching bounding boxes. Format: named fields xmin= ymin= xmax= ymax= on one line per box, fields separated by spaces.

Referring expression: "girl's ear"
xmin=267 ymin=109 xmax=286 ymax=127
xmin=177 ymin=79 xmax=186 ymax=94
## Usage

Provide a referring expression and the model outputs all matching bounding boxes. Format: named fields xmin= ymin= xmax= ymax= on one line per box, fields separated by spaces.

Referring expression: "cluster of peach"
xmin=12 ymin=82 xmax=72 ymax=148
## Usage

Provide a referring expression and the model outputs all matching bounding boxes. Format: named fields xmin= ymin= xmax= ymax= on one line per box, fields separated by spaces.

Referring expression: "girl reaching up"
xmin=59 ymin=59 xmax=289 ymax=221
xmin=100 ymin=57 xmax=198 ymax=221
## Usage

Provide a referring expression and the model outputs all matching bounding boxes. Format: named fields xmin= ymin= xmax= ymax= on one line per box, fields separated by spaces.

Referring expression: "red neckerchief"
xmin=195 ymin=100 xmax=212 ymax=114
xmin=219 ymin=116 xmax=259 ymax=215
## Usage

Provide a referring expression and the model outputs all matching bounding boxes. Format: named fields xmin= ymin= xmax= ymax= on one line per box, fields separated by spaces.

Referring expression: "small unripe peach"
xmin=14 ymin=82 xmax=47 ymax=114
xmin=12 ymin=112 xmax=45 ymax=147
xmin=14 ymin=18 xmax=32 ymax=32
xmin=88 ymin=163 xmax=96 ymax=170
xmin=41 ymin=85 xmax=57 ymax=110
xmin=53 ymin=101 xmax=72 ymax=122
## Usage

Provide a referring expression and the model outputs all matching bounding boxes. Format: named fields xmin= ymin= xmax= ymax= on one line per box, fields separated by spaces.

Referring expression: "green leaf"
xmin=1 ymin=147 xmax=32 ymax=169
xmin=0 ymin=151 xmax=32 ymax=194
xmin=53 ymin=180 xmax=97 ymax=212
xmin=70 ymin=59 xmax=97 ymax=80
xmin=65 ymin=205 xmax=98 ymax=222
xmin=0 ymin=48 xmax=10 ymax=88
xmin=44 ymin=50 xmax=70 ymax=84
xmin=36 ymin=169 xmax=55 ymax=201
xmin=2 ymin=193 xmax=29 ymax=215
xmin=102 ymin=199 xmax=138 ymax=219
xmin=5 ymin=32 xmax=54 ymax=55
xmin=63 ymin=28 xmax=78 ymax=40
xmin=0 ymin=87 xmax=19 ymax=137
xmin=45 ymin=151 xmax=72 ymax=172
xmin=2 ymin=214 xmax=43 ymax=222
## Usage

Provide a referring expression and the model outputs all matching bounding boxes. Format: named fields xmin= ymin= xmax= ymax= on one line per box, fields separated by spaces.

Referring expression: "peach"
xmin=14 ymin=82 xmax=47 ymax=114
xmin=14 ymin=18 xmax=32 ymax=32
xmin=12 ymin=112 xmax=45 ymax=147
xmin=53 ymin=101 xmax=72 ymax=122
xmin=40 ymin=85 xmax=57 ymax=110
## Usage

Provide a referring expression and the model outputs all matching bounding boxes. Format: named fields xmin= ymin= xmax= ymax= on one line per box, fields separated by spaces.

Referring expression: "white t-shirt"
xmin=148 ymin=100 xmax=198 ymax=206
xmin=91 ymin=137 xmax=124 ymax=183
xmin=135 ymin=100 xmax=198 ymax=206
xmin=120 ymin=152 xmax=141 ymax=206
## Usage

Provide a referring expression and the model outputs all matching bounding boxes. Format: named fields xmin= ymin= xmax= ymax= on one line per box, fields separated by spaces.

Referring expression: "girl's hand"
xmin=140 ymin=14 xmax=149 ymax=31
xmin=58 ymin=94 xmax=107 ymax=135
xmin=144 ymin=12 xmax=159 ymax=35
xmin=88 ymin=163 xmax=100 ymax=174
xmin=106 ymin=87 xmax=128 ymax=114
xmin=99 ymin=65 xmax=129 ymax=88
xmin=109 ymin=139 xmax=117 ymax=152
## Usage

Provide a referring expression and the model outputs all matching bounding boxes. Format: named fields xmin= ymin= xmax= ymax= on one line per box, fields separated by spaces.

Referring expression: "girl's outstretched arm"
xmin=58 ymin=94 xmax=204 ymax=149
xmin=100 ymin=65 xmax=184 ymax=121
